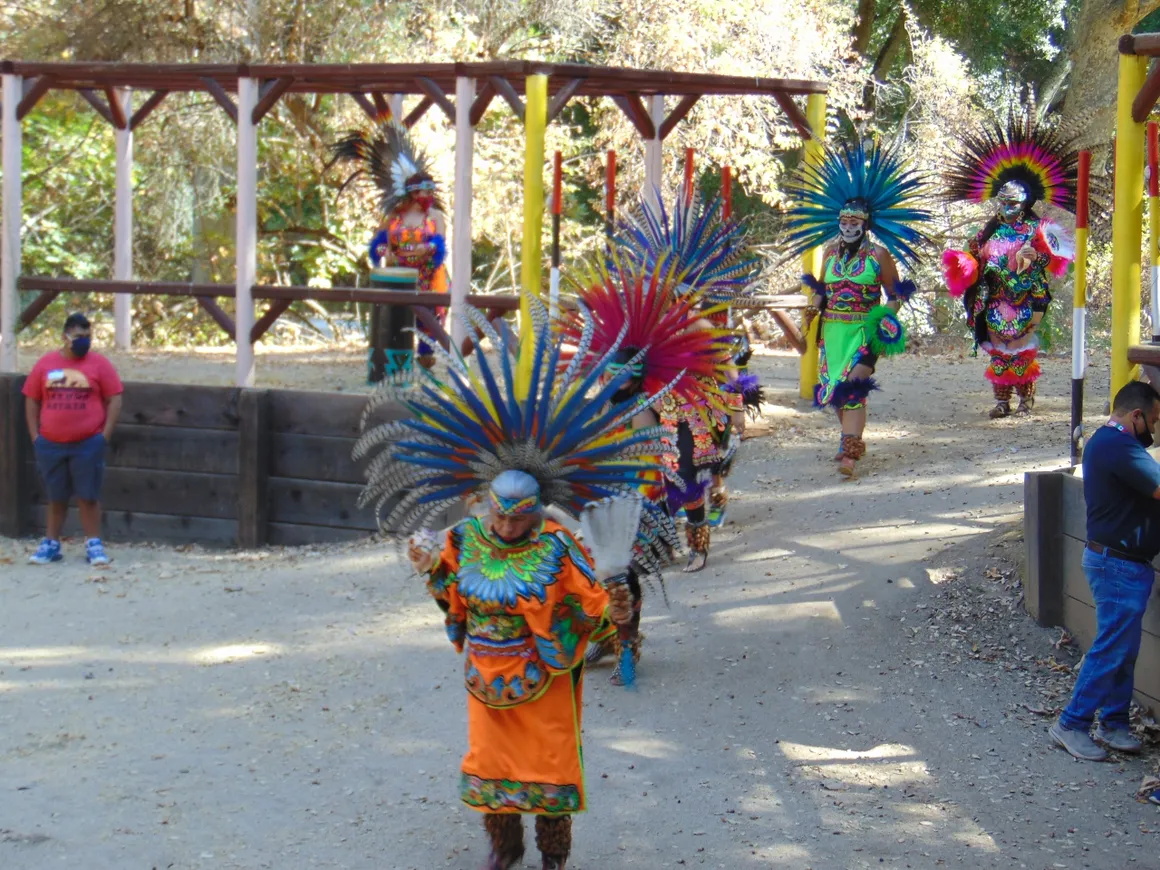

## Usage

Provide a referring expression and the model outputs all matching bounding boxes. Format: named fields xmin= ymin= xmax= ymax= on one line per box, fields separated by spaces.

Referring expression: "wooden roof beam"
xmin=200 ymin=76 xmax=238 ymax=123
xmin=350 ymin=92 xmax=377 ymax=120
xmin=105 ymin=87 xmax=128 ymax=129
xmin=78 ymin=88 xmax=115 ymax=126
xmin=658 ymin=93 xmax=699 ymax=140
xmin=403 ymin=95 xmax=433 ymax=128
xmin=415 ymin=76 xmax=455 ymax=122
xmin=772 ymin=91 xmax=813 ymax=140
xmin=468 ymin=79 xmax=496 ymax=125
xmin=130 ymin=90 xmax=168 ymax=130
xmin=15 ymin=75 xmax=54 ymax=120
xmin=547 ymin=77 xmax=584 ymax=124
xmin=489 ymin=75 xmax=525 ymax=122
xmin=611 ymin=93 xmax=655 ymax=140
xmin=253 ymin=76 xmax=295 ymax=123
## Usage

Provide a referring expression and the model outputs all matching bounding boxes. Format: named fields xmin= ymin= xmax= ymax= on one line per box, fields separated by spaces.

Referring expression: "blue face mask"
xmin=70 ymin=336 xmax=91 ymax=358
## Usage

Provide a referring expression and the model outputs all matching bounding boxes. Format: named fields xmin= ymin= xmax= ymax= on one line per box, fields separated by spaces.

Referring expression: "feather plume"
xmin=354 ymin=295 xmax=670 ymax=534
xmin=783 ymin=140 xmax=932 ymax=268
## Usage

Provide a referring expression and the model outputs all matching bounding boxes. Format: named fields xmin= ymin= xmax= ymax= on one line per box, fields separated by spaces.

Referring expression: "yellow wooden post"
xmin=521 ymin=74 xmax=548 ymax=333
xmin=799 ymin=93 xmax=827 ymax=400
xmin=1111 ymin=53 xmax=1149 ymax=400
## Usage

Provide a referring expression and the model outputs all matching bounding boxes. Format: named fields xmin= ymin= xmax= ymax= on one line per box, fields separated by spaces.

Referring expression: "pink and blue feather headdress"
xmin=944 ymin=110 xmax=1078 ymax=213
xmin=783 ymin=140 xmax=932 ymax=269
xmin=614 ymin=190 xmax=763 ymax=303
xmin=353 ymin=295 xmax=676 ymax=533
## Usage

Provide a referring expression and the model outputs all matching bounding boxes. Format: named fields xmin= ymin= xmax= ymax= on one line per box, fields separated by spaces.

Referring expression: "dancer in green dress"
xmin=785 ymin=142 xmax=931 ymax=477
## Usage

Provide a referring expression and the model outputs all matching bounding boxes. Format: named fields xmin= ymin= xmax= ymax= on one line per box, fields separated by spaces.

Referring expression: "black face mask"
xmin=1134 ymin=414 xmax=1155 ymax=449
xmin=70 ymin=336 xmax=91 ymax=358
xmin=611 ymin=384 xmax=640 ymax=406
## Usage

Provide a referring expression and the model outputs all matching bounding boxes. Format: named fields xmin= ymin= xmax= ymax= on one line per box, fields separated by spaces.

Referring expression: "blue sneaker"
xmin=85 ymin=538 xmax=110 ymax=566
xmin=29 ymin=538 xmax=63 ymax=564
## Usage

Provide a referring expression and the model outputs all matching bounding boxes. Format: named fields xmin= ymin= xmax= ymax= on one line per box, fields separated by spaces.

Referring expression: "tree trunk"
xmin=1062 ymin=0 xmax=1160 ymax=149
xmin=852 ymin=0 xmax=877 ymax=57
xmin=863 ymin=9 xmax=908 ymax=111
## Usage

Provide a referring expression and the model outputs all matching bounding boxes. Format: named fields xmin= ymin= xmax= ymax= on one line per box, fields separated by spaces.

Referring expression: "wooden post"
xmin=644 ymin=95 xmax=664 ymax=204
xmin=452 ymin=76 xmax=475 ymax=353
xmin=1072 ymin=150 xmax=1091 ymax=466
xmin=799 ymin=93 xmax=826 ymax=400
xmin=236 ymin=388 xmax=271 ymax=548
xmin=0 ymin=374 xmax=30 ymax=537
xmin=1023 ymin=470 xmax=1066 ymax=627
xmin=1111 ymin=52 xmax=1149 ymax=401
xmin=1 ymin=73 xmax=22 ymax=373
xmin=114 ymin=88 xmax=133 ymax=350
xmin=236 ymin=76 xmax=258 ymax=387
xmin=550 ymin=150 xmax=562 ymax=322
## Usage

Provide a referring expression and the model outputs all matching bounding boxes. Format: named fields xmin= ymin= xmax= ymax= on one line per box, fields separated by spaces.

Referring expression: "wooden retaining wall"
xmin=1024 ymin=469 xmax=1160 ymax=712
xmin=0 ymin=373 xmax=406 ymax=547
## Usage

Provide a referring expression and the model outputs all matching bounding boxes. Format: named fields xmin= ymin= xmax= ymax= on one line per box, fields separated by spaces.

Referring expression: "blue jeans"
xmin=1059 ymin=550 xmax=1155 ymax=731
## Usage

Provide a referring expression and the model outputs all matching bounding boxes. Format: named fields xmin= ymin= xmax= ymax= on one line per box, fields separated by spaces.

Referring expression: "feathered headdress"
xmin=558 ymin=260 xmax=736 ymax=408
xmin=353 ymin=296 xmax=675 ymax=533
xmin=783 ymin=140 xmax=931 ymax=268
xmin=328 ymin=113 xmax=444 ymax=217
xmin=944 ymin=111 xmax=1079 ymax=213
xmin=614 ymin=191 xmax=763 ymax=303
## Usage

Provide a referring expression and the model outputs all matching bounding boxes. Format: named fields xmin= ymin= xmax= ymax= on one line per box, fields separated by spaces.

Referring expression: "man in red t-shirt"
xmin=22 ymin=312 xmax=124 ymax=565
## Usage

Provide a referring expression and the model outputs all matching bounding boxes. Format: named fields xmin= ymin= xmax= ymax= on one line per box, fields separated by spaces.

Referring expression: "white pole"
xmin=452 ymin=76 xmax=475 ymax=353
xmin=644 ymin=95 xmax=664 ymax=204
xmin=235 ymin=77 xmax=258 ymax=387
xmin=113 ymin=88 xmax=133 ymax=350
xmin=549 ymin=267 xmax=560 ymax=322
xmin=1 ymin=74 xmax=22 ymax=373
xmin=1152 ymin=264 xmax=1160 ymax=343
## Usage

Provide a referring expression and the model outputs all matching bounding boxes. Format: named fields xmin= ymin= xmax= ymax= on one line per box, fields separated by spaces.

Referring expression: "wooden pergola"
xmin=0 ymin=60 xmax=827 ymax=386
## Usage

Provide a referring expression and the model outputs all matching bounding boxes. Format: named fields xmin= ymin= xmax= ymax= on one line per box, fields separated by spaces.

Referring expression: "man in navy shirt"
xmin=1050 ymin=381 xmax=1160 ymax=761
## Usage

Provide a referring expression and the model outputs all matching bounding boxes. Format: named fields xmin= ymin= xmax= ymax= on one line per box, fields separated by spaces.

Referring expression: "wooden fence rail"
xmin=0 ymin=373 xmax=414 ymax=547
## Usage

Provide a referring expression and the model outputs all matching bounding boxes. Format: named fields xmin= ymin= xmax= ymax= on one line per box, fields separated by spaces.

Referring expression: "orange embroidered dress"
xmin=426 ymin=516 xmax=610 ymax=814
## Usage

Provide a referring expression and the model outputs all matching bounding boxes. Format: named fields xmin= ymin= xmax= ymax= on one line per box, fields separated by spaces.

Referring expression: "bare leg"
xmin=77 ymin=499 xmax=102 ymax=539
xmin=46 ymin=501 xmax=67 ymax=540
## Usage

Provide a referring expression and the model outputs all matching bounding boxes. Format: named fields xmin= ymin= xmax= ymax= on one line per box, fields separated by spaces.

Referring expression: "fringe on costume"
xmin=665 ymin=476 xmax=710 ymax=513
xmin=802 ymin=273 xmax=825 ymax=294
xmin=816 ymin=377 xmax=880 ymax=410
xmin=724 ymin=372 xmax=765 ymax=419
xmin=888 ymin=278 xmax=917 ymax=303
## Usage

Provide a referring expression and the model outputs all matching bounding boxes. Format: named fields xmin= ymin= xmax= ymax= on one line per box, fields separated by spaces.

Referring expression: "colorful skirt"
xmin=817 ymin=316 xmax=876 ymax=410
xmin=460 ymin=668 xmax=586 ymax=816
xmin=982 ymin=336 xmax=1041 ymax=386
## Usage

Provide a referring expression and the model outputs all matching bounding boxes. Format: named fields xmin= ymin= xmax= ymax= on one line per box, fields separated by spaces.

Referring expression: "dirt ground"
xmin=3 ymin=339 xmax=1160 ymax=870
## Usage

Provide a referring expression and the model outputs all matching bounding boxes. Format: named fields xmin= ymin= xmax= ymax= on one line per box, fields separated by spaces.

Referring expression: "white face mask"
xmin=838 ymin=221 xmax=864 ymax=244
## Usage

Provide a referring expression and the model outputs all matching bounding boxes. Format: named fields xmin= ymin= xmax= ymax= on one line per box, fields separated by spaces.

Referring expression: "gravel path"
xmin=3 ymin=345 xmax=1158 ymax=869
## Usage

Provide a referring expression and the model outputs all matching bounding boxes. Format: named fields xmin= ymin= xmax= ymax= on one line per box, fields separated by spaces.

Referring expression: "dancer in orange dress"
xmin=355 ymin=298 xmax=666 ymax=869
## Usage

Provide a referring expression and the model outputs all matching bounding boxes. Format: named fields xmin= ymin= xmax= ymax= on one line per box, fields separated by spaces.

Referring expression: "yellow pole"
xmin=1110 ymin=53 xmax=1148 ymax=401
xmin=521 ymin=74 xmax=548 ymax=329
xmin=799 ymin=93 xmax=827 ymax=400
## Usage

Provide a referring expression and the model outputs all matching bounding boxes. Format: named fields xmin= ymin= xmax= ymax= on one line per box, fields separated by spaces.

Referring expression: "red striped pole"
xmin=605 ymin=149 xmax=617 ymax=237
xmin=1071 ymin=149 xmax=1092 ymax=466
xmin=550 ymin=150 xmax=562 ymax=320
xmin=683 ymin=147 xmax=695 ymax=203
xmin=722 ymin=166 xmax=733 ymax=221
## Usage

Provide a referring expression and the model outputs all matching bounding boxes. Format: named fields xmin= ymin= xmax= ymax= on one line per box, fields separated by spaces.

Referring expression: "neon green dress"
xmin=816 ymin=244 xmax=887 ymax=410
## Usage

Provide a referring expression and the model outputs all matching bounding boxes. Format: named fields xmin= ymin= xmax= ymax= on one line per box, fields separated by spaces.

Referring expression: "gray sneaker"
xmin=1093 ymin=724 xmax=1144 ymax=754
xmin=1049 ymin=721 xmax=1109 ymax=761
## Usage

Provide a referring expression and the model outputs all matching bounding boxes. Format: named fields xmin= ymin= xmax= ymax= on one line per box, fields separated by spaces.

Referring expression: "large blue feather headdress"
xmin=783 ymin=140 xmax=931 ymax=268
xmin=352 ymin=295 xmax=677 ymax=533
xmin=614 ymin=190 xmax=763 ymax=303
